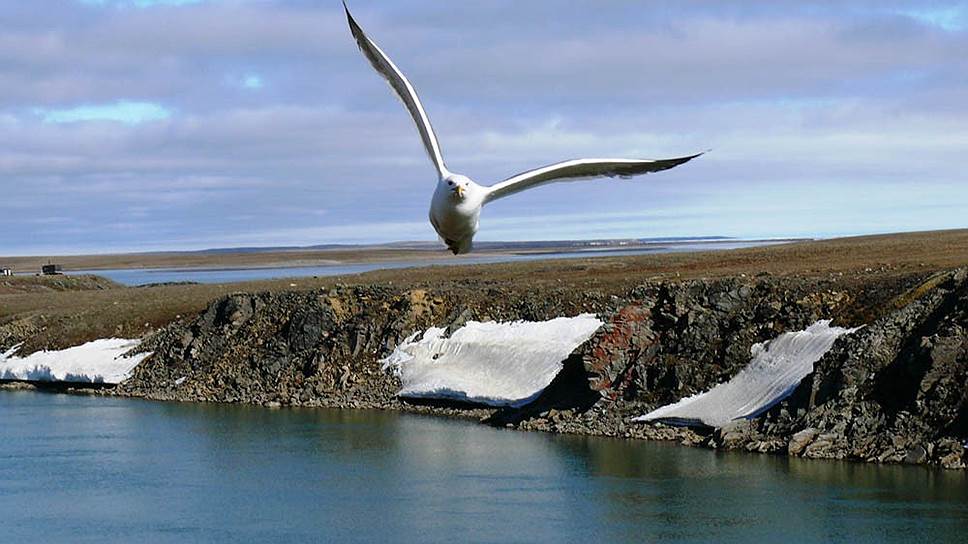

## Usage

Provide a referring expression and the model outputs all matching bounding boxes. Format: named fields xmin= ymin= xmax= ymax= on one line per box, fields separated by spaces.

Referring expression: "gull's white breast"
xmin=430 ymin=186 xmax=481 ymax=241
xmin=430 ymin=187 xmax=480 ymax=241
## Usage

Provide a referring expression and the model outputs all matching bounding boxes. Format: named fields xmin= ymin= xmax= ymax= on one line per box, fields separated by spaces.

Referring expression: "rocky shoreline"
xmin=104 ymin=267 xmax=968 ymax=469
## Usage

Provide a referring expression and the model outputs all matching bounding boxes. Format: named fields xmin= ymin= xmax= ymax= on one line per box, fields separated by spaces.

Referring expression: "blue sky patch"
xmin=897 ymin=6 xmax=966 ymax=31
xmin=242 ymin=75 xmax=264 ymax=90
xmin=37 ymin=101 xmax=172 ymax=125
xmin=80 ymin=0 xmax=204 ymax=8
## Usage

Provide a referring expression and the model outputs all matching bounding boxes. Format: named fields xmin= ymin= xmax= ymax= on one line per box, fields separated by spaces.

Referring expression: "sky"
xmin=0 ymin=0 xmax=966 ymax=255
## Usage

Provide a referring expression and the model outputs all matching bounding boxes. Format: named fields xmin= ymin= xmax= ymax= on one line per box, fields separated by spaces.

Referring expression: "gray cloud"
xmin=0 ymin=0 xmax=965 ymax=254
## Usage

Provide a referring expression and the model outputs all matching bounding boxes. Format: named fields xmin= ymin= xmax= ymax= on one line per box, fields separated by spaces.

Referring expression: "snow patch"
xmin=0 ymin=339 xmax=151 ymax=384
xmin=381 ymin=314 xmax=603 ymax=407
xmin=635 ymin=320 xmax=859 ymax=427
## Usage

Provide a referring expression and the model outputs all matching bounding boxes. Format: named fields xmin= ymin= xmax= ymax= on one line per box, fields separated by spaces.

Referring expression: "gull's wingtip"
xmin=680 ymin=150 xmax=708 ymax=163
xmin=677 ymin=150 xmax=706 ymax=163
xmin=658 ymin=150 xmax=706 ymax=170
xmin=342 ymin=1 xmax=359 ymax=30
xmin=342 ymin=1 xmax=367 ymax=46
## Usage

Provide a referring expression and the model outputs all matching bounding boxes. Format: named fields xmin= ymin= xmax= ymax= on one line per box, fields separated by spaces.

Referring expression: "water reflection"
xmin=1 ymin=391 xmax=965 ymax=543
xmin=68 ymin=241 xmax=784 ymax=286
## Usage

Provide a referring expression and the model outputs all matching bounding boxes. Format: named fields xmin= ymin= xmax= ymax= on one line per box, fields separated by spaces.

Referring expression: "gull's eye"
xmin=448 ymin=181 xmax=454 ymax=186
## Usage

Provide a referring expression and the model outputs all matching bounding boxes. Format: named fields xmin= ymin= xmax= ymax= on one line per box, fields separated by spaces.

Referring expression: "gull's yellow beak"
xmin=455 ymin=186 xmax=466 ymax=198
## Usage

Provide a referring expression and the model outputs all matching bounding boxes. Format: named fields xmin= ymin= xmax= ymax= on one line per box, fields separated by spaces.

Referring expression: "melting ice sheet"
xmin=0 ymin=339 xmax=150 ymax=384
xmin=381 ymin=314 xmax=603 ymax=407
xmin=635 ymin=320 xmax=859 ymax=428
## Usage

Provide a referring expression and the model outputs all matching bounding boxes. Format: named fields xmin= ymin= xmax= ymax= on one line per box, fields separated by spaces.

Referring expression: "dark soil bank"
xmin=114 ymin=267 xmax=968 ymax=469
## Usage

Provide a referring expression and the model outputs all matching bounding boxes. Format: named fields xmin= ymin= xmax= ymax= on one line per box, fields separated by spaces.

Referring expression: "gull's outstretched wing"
xmin=483 ymin=153 xmax=703 ymax=204
xmin=344 ymin=3 xmax=448 ymax=178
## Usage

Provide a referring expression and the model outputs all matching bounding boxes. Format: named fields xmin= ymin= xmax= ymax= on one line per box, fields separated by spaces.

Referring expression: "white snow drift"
xmin=0 ymin=339 xmax=150 ymax=384
xmin=381 ymin=314 xmax=603 ymax=407
xmin=635 ymin=320 xmax=859 ymax=427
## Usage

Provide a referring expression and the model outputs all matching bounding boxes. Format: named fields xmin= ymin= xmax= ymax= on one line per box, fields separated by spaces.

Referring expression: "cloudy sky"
xmin=1 ymin=0 xmax=966 ymax=255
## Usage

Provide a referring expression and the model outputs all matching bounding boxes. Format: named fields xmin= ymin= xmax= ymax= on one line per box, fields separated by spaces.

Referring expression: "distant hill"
xmin=190 ymin=236 xmax=738 ymax=254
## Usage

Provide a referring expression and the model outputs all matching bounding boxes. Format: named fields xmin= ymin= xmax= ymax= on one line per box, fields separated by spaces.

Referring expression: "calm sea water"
xmin=1 ymin=391 xmax=965 ymax=543
xmin=68 ymin=241 xmax=784 ymax=286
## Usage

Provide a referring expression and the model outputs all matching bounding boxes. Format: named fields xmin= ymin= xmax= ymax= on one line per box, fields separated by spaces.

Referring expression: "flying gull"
xmin=344 ymin=4 xmax=703 ymax=254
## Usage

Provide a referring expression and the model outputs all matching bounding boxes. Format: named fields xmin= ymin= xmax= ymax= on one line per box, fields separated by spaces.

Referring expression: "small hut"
xmin=42 ymin=264 xmax=63 ymax=275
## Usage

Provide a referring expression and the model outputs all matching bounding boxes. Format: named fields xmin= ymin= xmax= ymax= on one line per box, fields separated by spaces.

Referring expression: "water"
xmin=68 ymin=241 xmax=785 ymax=286
xmin=1 ymin=391 xmax=965 ymax=543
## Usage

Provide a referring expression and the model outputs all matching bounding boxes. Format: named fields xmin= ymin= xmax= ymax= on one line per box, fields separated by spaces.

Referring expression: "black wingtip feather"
xmin=343 ymin=1 xmax=370 ymax=56
xmin=673 ymin=151 xmax=706 ymax=167
xmin=343 ymin=2 xmax=361 ymax=34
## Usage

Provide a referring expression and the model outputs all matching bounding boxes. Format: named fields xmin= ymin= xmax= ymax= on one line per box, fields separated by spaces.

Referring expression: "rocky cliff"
xmin=117 ymin=269 xmax=968 ymax=468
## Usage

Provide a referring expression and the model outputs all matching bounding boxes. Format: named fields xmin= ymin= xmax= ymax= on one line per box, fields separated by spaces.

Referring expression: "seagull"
xmin=344 ymin=4 xmax=703 ymax=255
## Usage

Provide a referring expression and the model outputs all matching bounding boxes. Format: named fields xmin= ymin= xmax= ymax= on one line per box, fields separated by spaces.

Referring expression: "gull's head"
xmin=444 ymin=175 xmax=471 ymax=200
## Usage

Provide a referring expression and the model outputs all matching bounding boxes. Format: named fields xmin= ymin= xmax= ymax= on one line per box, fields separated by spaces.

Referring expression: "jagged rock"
xmin=904 ymin=445 xmax=928 ymax=465
xmin=788 ymin=428 xmax=819 ymax=456
xmin=716 ymin=420 xmax=757 ymax=449
xmin=111 ymin=268 xmax=968 ymax=468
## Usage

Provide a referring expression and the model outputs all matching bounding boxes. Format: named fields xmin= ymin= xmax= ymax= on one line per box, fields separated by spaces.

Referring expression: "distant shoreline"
xmin=1 ymin=237 xmax=808 ymax=275
xmin=2 ymin=228 xmax=965 ymax=352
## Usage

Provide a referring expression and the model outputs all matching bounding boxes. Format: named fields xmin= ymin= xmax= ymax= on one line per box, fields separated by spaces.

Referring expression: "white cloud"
xmin=0 ymin=1 xmax=965 ymax=254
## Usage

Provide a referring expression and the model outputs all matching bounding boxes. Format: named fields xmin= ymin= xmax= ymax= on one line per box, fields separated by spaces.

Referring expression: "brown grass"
xmin=0 ymin=274 xmax=121 ymax=295
xmin=0 ymin=247 xmax=442 ymax=273
xmin=2 ymin=229 xmax=966 ymax=352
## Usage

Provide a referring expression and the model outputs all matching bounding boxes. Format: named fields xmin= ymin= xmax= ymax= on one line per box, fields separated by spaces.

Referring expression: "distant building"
xmin=42 ymin=264 xmax=63 ymax=275
xmin=0 ymin=267 xmax=11 ymax=276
